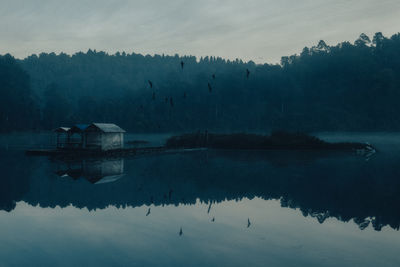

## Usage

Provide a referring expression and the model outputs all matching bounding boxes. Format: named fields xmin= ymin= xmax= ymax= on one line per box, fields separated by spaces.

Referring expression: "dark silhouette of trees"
xmin=0 ymin=54 xmax=39 ymax=131
xmin=1 ymin=32 xmax=400 ymax=132
xmin=42 ymin=83 xmax=72 ymax=129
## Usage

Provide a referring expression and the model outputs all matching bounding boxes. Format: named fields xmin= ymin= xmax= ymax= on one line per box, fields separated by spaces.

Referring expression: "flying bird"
xmin=146 ymin=208 xmax=151 ymax=216
xmin=212 ymin=74 xmax=216 ymax=79
xmin=148 ymin=80 xmax=153 ymax=88
xmin=208 ymin=83 xmax=212 ymax=93
xmin=180 ymin=61 xmax=185 ymax=69
xmin=247 ymin=218 xmax=251 ymax=228
xmin=246 ymin=69 xmax=250 ymax=79
xmin=179 ymin=227 xmax=183 ymax=236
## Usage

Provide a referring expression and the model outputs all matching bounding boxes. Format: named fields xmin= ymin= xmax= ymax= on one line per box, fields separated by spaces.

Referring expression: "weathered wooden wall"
xmin=101 ymin=133 xmax=123 ymax=151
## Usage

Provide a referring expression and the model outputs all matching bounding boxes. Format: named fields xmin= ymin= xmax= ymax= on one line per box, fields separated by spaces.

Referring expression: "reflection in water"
xmin=0 ymin=149 xmax=400 ymax=232
xmin=1 ymin=134 xmax=400 ymax=267
xmin=55 ymin=158 xmax=125 ymax=184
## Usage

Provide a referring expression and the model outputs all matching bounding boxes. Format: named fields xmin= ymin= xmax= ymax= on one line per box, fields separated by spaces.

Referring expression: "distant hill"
xmin=1 ymin=32 xmax=400 ymax=132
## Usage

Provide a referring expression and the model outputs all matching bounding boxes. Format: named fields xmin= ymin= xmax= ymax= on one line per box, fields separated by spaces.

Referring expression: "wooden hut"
xmin=84 ymin=123 xmax=126 ymax=151
xmin=54 ymin=123 xmax=125 ymax=151
xmin=68 ymin=124 xmax=89 ymax=148
xmin=53 ymin=127 xmax=70 ymax=148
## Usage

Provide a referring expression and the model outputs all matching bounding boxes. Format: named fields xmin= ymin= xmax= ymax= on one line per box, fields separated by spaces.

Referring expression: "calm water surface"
xmin=0 ymin=133 xmax=399 ymax=266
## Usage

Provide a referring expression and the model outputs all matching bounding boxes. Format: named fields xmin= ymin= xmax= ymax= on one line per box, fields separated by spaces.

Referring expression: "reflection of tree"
xmin=1 ymin=151 xmax=400 ymax=231
xmin=0 ymin=151 xmax=33 ymax=212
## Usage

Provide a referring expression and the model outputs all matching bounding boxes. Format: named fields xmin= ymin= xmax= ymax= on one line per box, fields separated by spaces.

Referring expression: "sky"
xmin=0 ymin=0 xmax=399 ymax=64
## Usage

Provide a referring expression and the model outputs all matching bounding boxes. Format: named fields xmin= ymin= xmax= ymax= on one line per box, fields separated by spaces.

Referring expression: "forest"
xmin=0 ymin=32 xmax=399 ymax=133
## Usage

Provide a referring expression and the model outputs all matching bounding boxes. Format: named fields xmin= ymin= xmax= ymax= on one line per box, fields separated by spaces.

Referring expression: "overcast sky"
xmin=0 ymin=0 xmax=399 ymax=63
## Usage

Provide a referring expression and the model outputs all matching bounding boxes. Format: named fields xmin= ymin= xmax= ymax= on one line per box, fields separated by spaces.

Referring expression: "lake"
xmin=0 ymin=133 xmax=399 ymax=266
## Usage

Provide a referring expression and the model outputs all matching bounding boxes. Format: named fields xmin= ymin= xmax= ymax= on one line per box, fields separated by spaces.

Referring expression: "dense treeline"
xmin=1 ymin=32 xmax=400 ymax=132
xmin=0 ymin=55 xmax=39 ymax=131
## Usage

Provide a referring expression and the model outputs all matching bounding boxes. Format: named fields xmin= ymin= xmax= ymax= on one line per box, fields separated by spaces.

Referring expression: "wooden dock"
xmin=26 ymin=146 xmax=167 ymax=158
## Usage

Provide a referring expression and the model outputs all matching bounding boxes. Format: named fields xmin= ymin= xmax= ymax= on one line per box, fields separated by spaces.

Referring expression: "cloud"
xmin=0 ymin=0 xmax=399 ymax=63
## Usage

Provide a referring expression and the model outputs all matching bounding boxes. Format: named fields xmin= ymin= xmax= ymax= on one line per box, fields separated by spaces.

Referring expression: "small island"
xmin=166 ymin=131 xmax=376 ymax=153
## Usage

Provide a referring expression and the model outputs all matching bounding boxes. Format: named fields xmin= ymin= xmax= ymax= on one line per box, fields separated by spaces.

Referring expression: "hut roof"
xmin=75 ymin=124 xmax=90 ymax=130
xmin=87 ymin=123 xmax=126 ymax=133
xmin=69 ymin=124 xmax=89 ymax=133
xmin=53 ymin=127 xmax=70 ymax=133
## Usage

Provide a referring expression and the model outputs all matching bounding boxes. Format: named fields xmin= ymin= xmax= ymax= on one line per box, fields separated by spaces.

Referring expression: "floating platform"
xmin=26 ymin=146 xmax=167 ymax=158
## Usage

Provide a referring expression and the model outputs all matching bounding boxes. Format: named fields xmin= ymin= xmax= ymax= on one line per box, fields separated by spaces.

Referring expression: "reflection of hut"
xmin=53 ymin=123 xmax=126 ymax=151
xmin=84 ymin=159 xmax=125 ymax=184
xmin=55 ymin=158 xmax=125 ymax=184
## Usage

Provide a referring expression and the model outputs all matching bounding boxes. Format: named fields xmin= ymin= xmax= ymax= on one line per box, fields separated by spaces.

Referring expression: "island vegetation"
xmin=165 ymin=131 xmax=374 ymax=151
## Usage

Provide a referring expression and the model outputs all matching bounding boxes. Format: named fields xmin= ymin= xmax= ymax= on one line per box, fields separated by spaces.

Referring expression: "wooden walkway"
xmin=26 ymin=146 xmax=167 ymax=158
